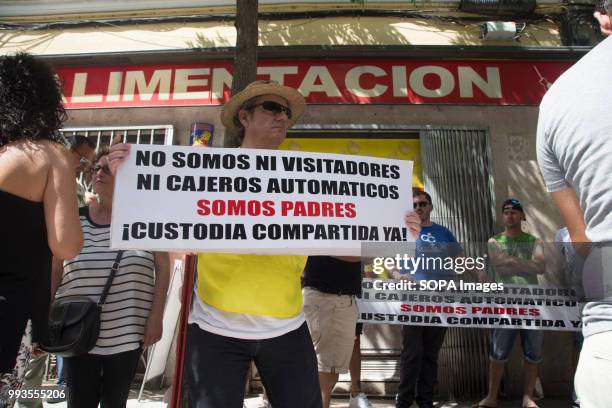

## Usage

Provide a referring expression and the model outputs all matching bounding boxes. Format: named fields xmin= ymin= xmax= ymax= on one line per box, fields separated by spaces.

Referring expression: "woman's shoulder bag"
xmin=40 ymin=250 xmax=124 ymax=357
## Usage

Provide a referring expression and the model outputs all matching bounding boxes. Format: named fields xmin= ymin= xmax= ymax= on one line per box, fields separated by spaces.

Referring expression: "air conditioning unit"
xmin=481 ymin=21 xmax=518 ymax=40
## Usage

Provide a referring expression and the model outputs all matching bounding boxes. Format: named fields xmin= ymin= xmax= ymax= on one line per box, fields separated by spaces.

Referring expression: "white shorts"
xmin=575 ymin=331 xmax=612 ymax=408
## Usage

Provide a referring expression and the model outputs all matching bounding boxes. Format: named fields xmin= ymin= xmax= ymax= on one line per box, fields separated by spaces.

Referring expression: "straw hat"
xmin=220 ymin=80 xmax=306 ymax=130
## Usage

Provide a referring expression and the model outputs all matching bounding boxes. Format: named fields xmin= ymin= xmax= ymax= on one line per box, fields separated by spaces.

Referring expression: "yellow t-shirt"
xmin=197 ymin=253 xmax=307 ymax=318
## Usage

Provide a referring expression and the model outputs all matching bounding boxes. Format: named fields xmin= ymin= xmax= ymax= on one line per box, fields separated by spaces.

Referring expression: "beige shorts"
xmin=302 ymin=287 xmax=358 ymax=374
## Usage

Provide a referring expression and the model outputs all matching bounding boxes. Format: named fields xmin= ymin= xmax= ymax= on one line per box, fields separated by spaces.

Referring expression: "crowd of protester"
xmin=1 ymin=4 xmax=612 ymax=406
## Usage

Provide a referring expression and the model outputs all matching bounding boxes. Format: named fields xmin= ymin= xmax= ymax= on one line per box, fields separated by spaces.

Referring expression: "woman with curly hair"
xmin=0 ymin=52 xmax=83 ymax=403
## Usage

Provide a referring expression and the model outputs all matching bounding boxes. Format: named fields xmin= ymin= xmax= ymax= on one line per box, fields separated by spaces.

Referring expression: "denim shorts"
xmin=489 ymin=328 xmax=543 ymax=363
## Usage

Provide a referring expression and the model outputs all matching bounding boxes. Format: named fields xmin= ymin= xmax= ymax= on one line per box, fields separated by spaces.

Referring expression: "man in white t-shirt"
xmin=536 ymin=2 xmax=612 ymax=406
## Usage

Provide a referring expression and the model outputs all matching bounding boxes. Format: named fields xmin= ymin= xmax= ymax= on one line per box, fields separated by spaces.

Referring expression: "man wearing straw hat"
xmin=109 ymin=80 xmax=421 ymax=407
xmin=185 ymin=81 xmax=321 ymax=408
xmin=109 ymin=80 xmax=321 ymax=407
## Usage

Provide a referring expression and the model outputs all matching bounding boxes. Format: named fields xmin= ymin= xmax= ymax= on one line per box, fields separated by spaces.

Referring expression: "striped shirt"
xmin=55 ymin=207 xmax=155 ymax=355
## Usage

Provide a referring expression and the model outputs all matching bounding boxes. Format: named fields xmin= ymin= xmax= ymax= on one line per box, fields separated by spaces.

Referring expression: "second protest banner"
xmin=358 ymin=279 xmax=582 ymax=331
xmin=110 ymin=145 xmax=414 ymax=255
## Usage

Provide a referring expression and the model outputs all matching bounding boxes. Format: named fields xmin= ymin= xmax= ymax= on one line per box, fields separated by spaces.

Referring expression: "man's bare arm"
xmin=489 ymin=238 xmax=545 ymax=276
xmin=550 ymin=187 xmax=591 ymax=257
xmin=550 ymin=187 xmax=588 ymax=242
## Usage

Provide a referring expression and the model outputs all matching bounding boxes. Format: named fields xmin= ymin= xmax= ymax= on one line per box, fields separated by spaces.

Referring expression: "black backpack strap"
xmin=98 ymin=250 xmax=125 ymax=306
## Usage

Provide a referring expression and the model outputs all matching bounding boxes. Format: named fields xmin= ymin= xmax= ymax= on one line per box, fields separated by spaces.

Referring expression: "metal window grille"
xmin=60 ymin=125 xmax=174 ymax=149
xmin=60 ymin=125 xmax=173 ymax=191
xmin=420 ymin=126 xmax=496 ymax=400
xmin=420 ymin=127 xmax=496 ymax=247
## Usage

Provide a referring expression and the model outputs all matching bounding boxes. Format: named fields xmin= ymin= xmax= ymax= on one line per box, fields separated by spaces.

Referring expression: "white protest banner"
xmin=110 ymin=145 xmax=413 ymax=255
xmin=357 ymin=279 xmax=583 ymax=331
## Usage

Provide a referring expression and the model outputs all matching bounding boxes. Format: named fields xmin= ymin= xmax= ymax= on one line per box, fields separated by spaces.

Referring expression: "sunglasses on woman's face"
xmin=250 ymin=101 xmax=292 ymax=119
xmin=413 ymin=201 xmax=430 ymax=208
xmin=92 ymin=164 xmax=111 ymax=175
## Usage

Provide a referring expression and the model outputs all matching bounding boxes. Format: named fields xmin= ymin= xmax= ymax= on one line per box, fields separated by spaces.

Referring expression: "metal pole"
xmin=138 ymin=343 xmax=157 ymax=402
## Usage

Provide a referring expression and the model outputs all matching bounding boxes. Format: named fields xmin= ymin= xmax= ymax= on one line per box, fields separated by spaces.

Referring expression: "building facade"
xmin=0 ymin=0 xmax=601 ymax=399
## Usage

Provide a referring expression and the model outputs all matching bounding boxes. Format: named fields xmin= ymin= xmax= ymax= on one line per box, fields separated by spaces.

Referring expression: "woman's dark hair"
xmin=0 ymin=52 xmax=67 ymax=148
xmin=94 ymin=147 xmax=109 ymax=164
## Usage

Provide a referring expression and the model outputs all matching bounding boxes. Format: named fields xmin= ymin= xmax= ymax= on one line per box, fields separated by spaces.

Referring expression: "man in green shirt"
xmin=475 ymin=199 xmax=545 ymax=408
xmin=489 ymin=200 xmax=543 ymax=286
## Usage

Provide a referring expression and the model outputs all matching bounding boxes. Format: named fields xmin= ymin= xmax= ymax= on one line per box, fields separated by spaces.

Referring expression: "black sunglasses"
xmin=249 ymin=101 xmax=292 ymax=119
xmin=413 ymin=201 xmax=430 ymax=208
xmin=92 ymin=164 xmax=111 ymax=175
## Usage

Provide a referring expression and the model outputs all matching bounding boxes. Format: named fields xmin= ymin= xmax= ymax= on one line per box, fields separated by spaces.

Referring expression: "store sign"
xmin=357 ymin=279 xmax=582 ymax=331
xmin=57 ymin=59 xmax=571 ymax=109
xmin=110 ymin=144 xmax=414 ymax=255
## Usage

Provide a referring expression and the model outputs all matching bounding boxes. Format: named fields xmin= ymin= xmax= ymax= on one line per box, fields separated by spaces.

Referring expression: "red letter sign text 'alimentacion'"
xmin=57 ymin=59 xmax=571 ymax=109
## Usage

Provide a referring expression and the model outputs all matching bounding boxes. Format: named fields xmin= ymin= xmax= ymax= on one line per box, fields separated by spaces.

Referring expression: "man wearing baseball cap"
xmin=474 ymin=199 xmax=545 ymax=408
